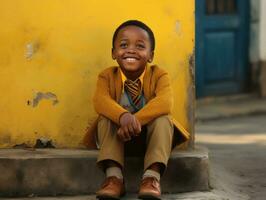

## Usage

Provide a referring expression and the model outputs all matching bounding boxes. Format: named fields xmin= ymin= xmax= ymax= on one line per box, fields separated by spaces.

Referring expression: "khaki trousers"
xmin=97 ymin=115 xmax=174 ymax=172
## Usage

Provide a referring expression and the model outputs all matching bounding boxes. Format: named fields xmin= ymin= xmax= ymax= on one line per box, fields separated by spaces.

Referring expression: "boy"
xmin=83 ymin=20 xmax=190 ymax=199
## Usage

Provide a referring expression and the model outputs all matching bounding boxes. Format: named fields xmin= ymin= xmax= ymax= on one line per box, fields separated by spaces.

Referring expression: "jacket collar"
xmin=119 ymin=67 xmax=146 ymax=93
xmin=114 ymin=64 xmax=152 ymax=102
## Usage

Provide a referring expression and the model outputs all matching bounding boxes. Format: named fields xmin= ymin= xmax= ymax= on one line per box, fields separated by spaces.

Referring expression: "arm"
xmin=93 ymin=71 xmax=128 ymax=125
xmin=93 ymin=70 xmax=141 ymax=141
xmin=134 ymin=71 xmax=173 ymax=125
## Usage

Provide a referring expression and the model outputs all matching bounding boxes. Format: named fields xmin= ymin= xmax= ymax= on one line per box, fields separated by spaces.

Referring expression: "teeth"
xmin=125 ymin=58 xmax=137 ymax=62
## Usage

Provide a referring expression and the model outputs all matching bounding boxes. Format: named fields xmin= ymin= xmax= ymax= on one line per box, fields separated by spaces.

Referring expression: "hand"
xmin=118 ymin=112 xmax=141 ymax=142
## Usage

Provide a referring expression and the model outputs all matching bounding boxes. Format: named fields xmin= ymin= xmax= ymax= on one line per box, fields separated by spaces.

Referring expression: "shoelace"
xmin=141 ymin=177 xmax=160 ymax=189
xmin=102 ymin=177 xmax=122 ymax=188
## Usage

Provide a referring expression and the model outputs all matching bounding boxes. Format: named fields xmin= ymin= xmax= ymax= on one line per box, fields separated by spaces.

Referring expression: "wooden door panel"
xmin=204 ymin=31 xmax=236 ymax=82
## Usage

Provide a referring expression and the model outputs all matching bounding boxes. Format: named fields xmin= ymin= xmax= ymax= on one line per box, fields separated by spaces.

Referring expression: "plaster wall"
xmin=0 ymin=0 xmax=194 ymax=148
xmin=249 ymin=0 xmax=260 ymax=63
xmin=259 ymin=0 xmax=266 ymax=60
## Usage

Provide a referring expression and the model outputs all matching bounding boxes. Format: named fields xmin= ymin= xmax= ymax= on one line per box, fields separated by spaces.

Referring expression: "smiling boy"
xmin=84 ymin=20 xmax=190 ymax=200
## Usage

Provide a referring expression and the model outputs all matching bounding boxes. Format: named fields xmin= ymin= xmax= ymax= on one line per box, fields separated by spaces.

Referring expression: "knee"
xmin=148 ymin=115 xmax=173 ymax=128
xmin=97 ymin=115 xmax=115 ymax=136
xmin=97 ymin=115 xmax=117 ymax=147
xmin=98 ymin=115 xmax=111 ymax=127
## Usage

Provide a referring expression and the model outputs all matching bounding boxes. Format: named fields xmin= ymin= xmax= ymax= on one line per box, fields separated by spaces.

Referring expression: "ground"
xmin=195 ymin=114 xmax=266 ymax=200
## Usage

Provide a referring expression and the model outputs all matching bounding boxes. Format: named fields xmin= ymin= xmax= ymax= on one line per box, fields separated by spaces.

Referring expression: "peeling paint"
xmin=187 ymin=49 xmax=195 ymax=148
xmin=25 ymin=42 xmax=39 ymax=60
xmin=189 ymin=48 xmax=195 ymax=86
xmin=29 ymin=92 xmax=59 ymax=107
xmin=13 ymin=143 xmax=31 ymax=149
xmin=34 ymin=138 xmax=55 ymax=148
xmin=175 ymin=20 xmax=182 ymax=35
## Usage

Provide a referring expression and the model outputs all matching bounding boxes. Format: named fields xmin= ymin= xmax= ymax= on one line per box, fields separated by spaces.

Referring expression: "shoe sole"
xmin=138 ymin=194 xmax=161 ymax=200
xmin=96 ymin=192 xmax=126 ymax=200
xmin=96 ymin=195 xmax=120 ymax=200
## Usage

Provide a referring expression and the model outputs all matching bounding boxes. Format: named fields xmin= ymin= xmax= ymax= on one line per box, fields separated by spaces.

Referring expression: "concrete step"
xmin=0 ymin=147 xmax=209 ymax=197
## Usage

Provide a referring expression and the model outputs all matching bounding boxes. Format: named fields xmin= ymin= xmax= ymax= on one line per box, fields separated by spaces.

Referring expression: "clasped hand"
xmin=118 ymin=112 xmax=141 ymax=142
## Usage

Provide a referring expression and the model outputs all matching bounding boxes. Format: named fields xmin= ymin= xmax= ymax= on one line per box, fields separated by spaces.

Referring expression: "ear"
xmin=148 ymin=51 xmax=154 ymax=63
xmin=111 ymin=48 xmax=116 ymax=60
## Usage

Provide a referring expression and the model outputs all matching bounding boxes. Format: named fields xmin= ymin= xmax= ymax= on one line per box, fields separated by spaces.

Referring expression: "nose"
xmin=126 ymin=46 xmax=136 ymax=54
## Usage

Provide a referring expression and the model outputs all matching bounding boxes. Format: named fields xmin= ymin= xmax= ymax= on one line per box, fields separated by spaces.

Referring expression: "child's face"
xmin=112 ymin=25 xmax=154 ymax=78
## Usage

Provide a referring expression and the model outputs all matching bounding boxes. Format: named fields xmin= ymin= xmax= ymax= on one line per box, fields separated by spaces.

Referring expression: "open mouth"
xmin=125 ymin=58 xmax=137 ymax=62
xmin=123 ymin=57 xmax=139 ymax=63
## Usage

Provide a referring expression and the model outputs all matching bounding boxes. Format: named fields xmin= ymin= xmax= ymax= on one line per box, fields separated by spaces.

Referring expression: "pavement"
xmin=196 ymin=93 xmax=266 ymax=121
xmin=1 ymin=93 xmax=266 ymax=200
xmin=196 ymin=114 xmax=266 ymax=200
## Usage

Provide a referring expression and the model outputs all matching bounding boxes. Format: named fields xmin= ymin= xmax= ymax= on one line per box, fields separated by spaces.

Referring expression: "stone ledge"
xmin=0 ymin=147 xmax=209 ymax=197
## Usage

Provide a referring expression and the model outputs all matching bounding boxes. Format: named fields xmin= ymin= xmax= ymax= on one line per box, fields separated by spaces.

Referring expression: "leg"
xmin=138 ymin=115 xmax=173 ymax=199
xmin=97 ymin=115 xmax=124 ymax=170
xmin=96 ymin=116 xmax=125 ymax=199
xmin=144 ymin=115 xmax=174 ymax=173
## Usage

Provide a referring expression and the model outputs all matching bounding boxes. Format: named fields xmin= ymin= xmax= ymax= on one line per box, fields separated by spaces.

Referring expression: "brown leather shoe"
xmin=138 ymin=177 xmax=161 ymax=199
xmin=96 ymin=176 xmax=125 ymax=199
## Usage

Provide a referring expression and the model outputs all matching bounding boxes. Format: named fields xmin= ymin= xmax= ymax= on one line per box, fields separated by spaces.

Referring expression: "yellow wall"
xmin=0 ymin=0 xmax=194 ymax=148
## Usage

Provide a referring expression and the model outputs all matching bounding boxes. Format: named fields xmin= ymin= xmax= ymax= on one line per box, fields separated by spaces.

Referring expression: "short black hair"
xmin=112 ymin=20 xmax=155 ymax=51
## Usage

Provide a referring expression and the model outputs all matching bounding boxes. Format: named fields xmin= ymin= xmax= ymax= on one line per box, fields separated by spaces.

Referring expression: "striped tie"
xmin=124 ymin=79 xmax=142 ymax=108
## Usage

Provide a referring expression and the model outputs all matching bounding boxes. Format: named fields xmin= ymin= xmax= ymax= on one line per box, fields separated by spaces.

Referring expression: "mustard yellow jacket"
xmin=83 ymin=65 xmax=190 ymax=148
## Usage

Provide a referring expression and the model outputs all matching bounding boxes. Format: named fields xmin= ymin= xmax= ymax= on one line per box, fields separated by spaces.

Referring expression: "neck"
xmin=121 ymin=69 xmax=145 ymax=81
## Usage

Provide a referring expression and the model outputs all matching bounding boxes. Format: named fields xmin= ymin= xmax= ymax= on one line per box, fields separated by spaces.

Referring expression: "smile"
xmin=124 ymin=57 xmax=138 ymax=62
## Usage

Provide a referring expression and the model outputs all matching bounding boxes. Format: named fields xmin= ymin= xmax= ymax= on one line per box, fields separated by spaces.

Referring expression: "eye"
xmin=120 ymin=43 xmax=128 ymax=48
xmin=136 ymin=43 xmax=145 ymax=49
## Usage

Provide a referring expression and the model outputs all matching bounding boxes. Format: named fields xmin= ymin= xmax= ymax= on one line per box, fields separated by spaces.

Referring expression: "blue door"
xmin=196 ymin=0 xmax=250 ymax=97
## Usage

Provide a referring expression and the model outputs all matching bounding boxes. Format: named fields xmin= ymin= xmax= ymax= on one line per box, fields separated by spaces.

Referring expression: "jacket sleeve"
xmin=134 ymin=71 xmax=173 ymax=125
xmin=93 ymin=71 xmax=128 ymax=125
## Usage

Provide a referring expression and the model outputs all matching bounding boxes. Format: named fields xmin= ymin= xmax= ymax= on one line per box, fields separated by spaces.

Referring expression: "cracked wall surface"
xmin=29 ymin=92 xmax=59 ymax=107
xmin=0 ymin=0 xmax=194 ymax=148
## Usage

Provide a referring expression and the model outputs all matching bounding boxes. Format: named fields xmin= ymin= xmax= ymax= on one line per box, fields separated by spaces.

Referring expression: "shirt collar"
xmin=120 ymin=66 xmax=146 ymax=92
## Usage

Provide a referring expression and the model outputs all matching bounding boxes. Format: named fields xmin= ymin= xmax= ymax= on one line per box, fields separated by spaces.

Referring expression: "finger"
xmin=123 ymin=126 xmax=131 ymax=141
xmin=117 ymin=128 xmax=122 ymax=140
xmin=135 ymin=118 xmax=142 ymax=133
xmin=128 ymin=124 xmax=135 ymax=136
xmin=117 ymin=128 xmax=125 ymax=141
xmin=135 ymin=117 xmax=141 ymax=135
xmin=132 ymin=118 xmax=139 ymax=135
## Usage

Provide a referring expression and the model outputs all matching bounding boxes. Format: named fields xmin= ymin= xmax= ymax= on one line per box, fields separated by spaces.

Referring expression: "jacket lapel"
xmin=143 ymin=65 xmax=151 ymax=101
xmin=114 ymin=67 xmax=122 ymax=102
